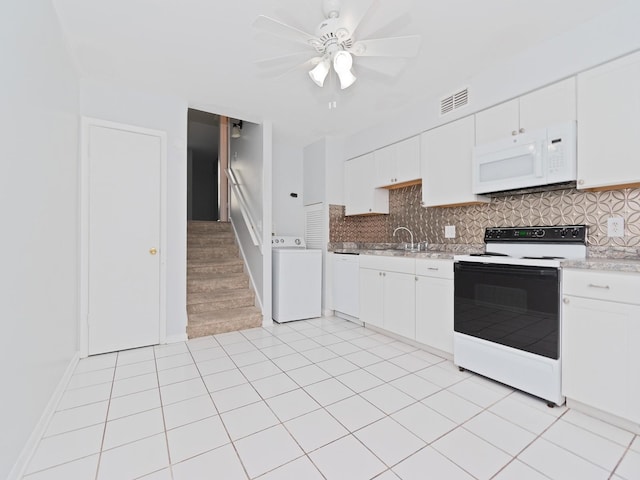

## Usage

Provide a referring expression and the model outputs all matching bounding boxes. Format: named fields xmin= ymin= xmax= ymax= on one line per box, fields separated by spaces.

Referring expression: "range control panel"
xmin=485 ymin=225 xmax=587 ymax=243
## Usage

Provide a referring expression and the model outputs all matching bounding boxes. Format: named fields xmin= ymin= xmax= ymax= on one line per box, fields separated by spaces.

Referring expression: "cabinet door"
xmin=421 ymin=116 xmax=488 ymax=207
xmin=520 ymin=77 xmax=576 ymax=133
xmin=562 ymin=295 xmax=630 ymax=420
xmin=629 ymin=317 xmax=640 ymax=423
xmin=394 ymin=136 xmax=421 ymax=184
xmin=475 ymin=79 xmax=576 ymax=145
xmin=577 ymin=51 xmax=640 ymax=190
xmin=332 ymin=254 xmax=359 ymax=318
xmin=383 ymin=272 xmax=416 ymax=339
xmin=374 ymin=145 xmax=395 ymax=187
xmin=359 ymin=268 xmax=384 ymax=328
xmin=475 ymin=99 xmax=519 ymax=145
xmin=415 ymin=276 xmax=454 ymax=353
xmin=345 ymin=153 xmax=389 ymax=215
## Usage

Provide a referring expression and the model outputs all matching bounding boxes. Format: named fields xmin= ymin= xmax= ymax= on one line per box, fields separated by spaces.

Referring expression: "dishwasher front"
xmin=332 ymin=252 xmax=360 ymax=319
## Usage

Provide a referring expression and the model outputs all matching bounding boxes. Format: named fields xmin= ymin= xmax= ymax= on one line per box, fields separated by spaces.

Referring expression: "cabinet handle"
xmin=578 ymin=179 xmax=584 ymax=185
xmin=563 ymin=297 xmax=570 ymax=304
xmin=512 ymin=130 xmax=518 ymax=136
xmin=427 ymin=267 xmax=439 ymax=271
xmin=383 ymin=272 xmax=386 ymax=277
xmin=588 ymin=283 xmax=610 ymax=290
xmin=369 ymin=208 xmax=372 ymax=212
xmin=415 ymin=277 xmax=418 ymax=281
xmin=519 ymin=127 xmax=525 ymax=134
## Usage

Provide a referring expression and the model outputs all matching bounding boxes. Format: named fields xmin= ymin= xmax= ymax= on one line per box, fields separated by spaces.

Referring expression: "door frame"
xmin=79 ymin=117 xmax=167 ymax=357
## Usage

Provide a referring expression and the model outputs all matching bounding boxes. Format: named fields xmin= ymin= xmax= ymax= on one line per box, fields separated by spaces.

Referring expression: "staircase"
xmin=187 ymin=221 xmax=262 ymax=338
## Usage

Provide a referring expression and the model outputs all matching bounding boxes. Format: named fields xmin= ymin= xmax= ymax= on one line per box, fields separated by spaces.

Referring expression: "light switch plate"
xmin=607 ymin=217 xmax=624 ymax=237
xmin=445 ymin=225 xmax=456 ymax=238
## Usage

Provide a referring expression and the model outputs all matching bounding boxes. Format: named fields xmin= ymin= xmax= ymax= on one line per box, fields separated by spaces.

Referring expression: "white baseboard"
xmin=8 ymin=352 xmax=80 ymax=480
xmin=165 ymin=333 xmax=188 ymax=344
xmin=566 ymin=398 xmax=640 ymax=435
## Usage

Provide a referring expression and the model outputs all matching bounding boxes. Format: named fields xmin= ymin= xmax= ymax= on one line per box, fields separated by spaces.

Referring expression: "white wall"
xmin=272 ymin=131 xmax=304 ymax=236
xmin=342 ymin=0 xmax=640 ymax=160
xmin=0 ymin=1 xmax=80 ymax=477
xmin=80 ymin=78 xmax=189 ymax=340
xmin=303 ymin=139 xmax=326 ymax=207
xmin=229 ymin=121 xmax=266 ymax=308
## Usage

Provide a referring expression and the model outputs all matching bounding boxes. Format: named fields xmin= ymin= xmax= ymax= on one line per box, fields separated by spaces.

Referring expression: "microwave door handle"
xmin=535 ymin=141 xmax=544 ymax=178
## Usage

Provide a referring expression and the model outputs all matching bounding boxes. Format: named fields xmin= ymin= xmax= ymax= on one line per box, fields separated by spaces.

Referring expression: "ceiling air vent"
xmin=440 ymin=87 xmax=469 ymax=116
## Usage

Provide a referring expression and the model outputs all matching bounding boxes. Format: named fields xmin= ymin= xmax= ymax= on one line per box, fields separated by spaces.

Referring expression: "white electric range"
xmin=453 ymin=225 xmax=587 ymax=406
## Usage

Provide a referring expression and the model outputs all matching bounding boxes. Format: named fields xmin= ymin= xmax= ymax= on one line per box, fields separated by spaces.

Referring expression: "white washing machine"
xmin=272 ymin=236 xmax=322 ymax=323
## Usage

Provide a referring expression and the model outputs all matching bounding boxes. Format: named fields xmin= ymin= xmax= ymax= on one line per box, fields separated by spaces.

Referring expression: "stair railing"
xmin=226 ymin=167 xmax=262 ymax=250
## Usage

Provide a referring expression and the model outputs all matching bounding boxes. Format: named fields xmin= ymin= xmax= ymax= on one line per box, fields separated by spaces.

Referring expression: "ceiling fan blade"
xmin=350 ymin=35 xmax=421 ymax=57
xmin=255 ymin=51 xmax=317 ymax=69
xmin=257 ymin=56 xmax=323 ymax=79
xmin=336 ymin=0 xmax=378 ymax=38
xmin=253 ymin=15 xmax=319 ymax=48
xmin=355 ymin=57 xmax=408 ymax=77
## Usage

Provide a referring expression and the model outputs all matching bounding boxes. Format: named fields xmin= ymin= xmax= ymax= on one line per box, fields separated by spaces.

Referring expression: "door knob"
xmin=149 ymin=247 xmax=158 ymax=255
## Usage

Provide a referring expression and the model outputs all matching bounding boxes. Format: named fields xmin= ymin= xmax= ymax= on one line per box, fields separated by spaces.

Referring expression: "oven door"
xmin=454 ymin=261 xmax=560 ymax=359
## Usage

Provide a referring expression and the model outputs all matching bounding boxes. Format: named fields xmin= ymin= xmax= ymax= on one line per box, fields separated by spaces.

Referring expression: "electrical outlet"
xmin=607 ymin=217 xmax=624 ymax=237
xmin=445 ymin=225 xmax=456 ymax=238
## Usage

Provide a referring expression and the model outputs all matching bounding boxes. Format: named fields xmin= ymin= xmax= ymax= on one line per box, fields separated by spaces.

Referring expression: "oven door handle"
xmin=454 ymin=261 xmax=558 ymax=277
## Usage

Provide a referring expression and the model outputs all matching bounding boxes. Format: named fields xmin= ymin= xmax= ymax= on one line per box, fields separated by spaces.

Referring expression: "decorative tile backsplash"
xmin=330 ymin=186 xmax=640 ymax=250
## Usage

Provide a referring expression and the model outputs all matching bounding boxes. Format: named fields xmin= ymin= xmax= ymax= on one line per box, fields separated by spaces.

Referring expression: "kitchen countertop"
xmin=329 ymin=242 xmax=483 ymax=260
xmin=561 ymin=257 xmax=640 ymax=273
xmin=330 ymin=243 xmax=640 ymax=272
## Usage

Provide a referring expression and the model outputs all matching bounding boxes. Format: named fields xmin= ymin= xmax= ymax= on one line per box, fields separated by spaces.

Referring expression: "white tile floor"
xmin=22 ymin=316 xmax=640 ymax=480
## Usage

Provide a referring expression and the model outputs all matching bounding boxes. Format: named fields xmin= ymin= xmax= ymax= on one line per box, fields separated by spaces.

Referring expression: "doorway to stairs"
xmin=187 ymin=108 xmax=220 ymax=221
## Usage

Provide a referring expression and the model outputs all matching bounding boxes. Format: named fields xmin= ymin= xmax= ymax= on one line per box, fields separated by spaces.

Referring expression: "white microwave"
xmin=472 ymin=122 xmax=576 ymax=194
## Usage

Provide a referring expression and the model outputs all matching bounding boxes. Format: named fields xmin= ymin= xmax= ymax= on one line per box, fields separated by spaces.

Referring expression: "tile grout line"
xmin=93 ymin=351 xmax=119 ymax=480
xmin=185 ymin=333 xmax=253 ymax=480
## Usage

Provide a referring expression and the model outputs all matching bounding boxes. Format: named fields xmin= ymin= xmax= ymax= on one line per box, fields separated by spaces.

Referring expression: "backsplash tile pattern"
xmin=330 ymin=186 xmax=640 ymax=249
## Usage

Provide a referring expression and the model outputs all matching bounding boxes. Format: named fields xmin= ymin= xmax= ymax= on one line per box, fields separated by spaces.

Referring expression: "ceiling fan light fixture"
xmin=309 ymin=58 xmax=330 ymax=87
xmin=333 ymin=50 xmax=356 ymax=89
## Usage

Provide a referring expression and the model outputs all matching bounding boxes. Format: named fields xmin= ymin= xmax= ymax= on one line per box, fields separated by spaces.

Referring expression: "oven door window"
xmin=454 ymin=262 xmax=559 ymax=359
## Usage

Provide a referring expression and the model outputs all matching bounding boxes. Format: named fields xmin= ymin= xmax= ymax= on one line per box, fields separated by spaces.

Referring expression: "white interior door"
xmin=85 ymin=120 xmax=165 ymax=355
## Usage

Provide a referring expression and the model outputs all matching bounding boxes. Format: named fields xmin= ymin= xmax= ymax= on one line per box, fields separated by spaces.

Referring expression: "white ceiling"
xmin=52 ymin=0 xmax=628 ymax=147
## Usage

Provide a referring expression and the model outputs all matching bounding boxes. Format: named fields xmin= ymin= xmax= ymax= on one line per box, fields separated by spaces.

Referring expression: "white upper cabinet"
xmin=374 ymin=136 xmax=421 ymax=188
xmin=421 ymin=116 xmax=489 ymax=207
xmin=475 ymin=99 xmax=519 ymax=145
xmin=344 ymin=153 xmax=389 ymax=216
xmin=475 ymin=78 xmax=576 ymax=145
xmin=577 ymin=50 xmax=640 ymax=190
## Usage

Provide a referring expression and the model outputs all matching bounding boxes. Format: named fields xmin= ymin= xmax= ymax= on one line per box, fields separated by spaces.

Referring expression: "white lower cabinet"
xmin=383 ymin=272 xmax=416 ymax=338
xmin=562 ymin=269 xmax=640 ymax=424
xmin=415 ymin=259 xmax=454 ymax=354
xmin=359 ymin=255 xmax=415 ymax=337
xmin=359 ymin=255 xmax=454 ymax=352
xmin=359 ymin=267 xmax=384 ymax=328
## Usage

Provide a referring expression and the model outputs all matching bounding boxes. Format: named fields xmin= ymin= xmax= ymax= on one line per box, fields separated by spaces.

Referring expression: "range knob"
xmin=535 ymin=229 xmax=545 ymax=237
xmin=571 ymin=229 xmax=580 ymax=238
xmin=559 ymin=228 xmax=569 ymax=238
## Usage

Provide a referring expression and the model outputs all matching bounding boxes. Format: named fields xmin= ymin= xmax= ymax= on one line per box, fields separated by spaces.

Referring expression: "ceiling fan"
xmin=253 ymin=0 xmax=421 ymax=90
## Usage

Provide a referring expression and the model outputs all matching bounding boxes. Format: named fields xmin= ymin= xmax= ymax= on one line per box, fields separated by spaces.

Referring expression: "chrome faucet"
xmin=393 ymin=226 xmax=414 ymax=251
